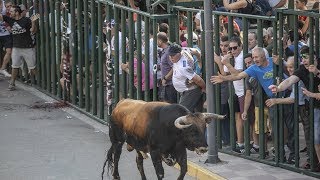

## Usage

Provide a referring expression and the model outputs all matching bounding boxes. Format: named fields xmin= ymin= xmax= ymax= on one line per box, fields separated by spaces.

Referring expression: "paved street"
xmin=0 ymin=79 xmax=193 ymax=180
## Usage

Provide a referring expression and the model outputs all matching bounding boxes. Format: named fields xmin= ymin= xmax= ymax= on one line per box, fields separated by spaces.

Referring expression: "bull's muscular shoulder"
xmin=112 ymin=99 xmax=170 ymax=138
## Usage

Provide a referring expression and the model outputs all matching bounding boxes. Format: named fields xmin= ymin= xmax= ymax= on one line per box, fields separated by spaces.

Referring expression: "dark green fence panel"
xmin=31 ymin=1 xmax=320 ymax=178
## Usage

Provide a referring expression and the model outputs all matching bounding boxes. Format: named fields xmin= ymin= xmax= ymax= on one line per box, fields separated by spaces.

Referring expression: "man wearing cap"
xmin=168 ymin=43 xmax=206 ymax=113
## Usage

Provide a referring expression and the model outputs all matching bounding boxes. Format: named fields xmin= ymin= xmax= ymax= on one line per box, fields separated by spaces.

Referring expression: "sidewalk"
xmin=186 ymin=152 xmax=318 ymax=180
xmin=0 ymin=78 xmax=317 ymax=180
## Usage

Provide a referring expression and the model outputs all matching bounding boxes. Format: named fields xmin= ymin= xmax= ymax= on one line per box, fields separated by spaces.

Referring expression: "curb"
xmin=174 ymin=161 xmax=225 ymax=180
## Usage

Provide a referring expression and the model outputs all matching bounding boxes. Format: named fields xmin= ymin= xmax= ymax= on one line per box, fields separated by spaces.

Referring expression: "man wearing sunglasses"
xmin=218 ymin=36 xmax=246 ymax=152
xmin=269 ymin=46 xmax=320 ymax=171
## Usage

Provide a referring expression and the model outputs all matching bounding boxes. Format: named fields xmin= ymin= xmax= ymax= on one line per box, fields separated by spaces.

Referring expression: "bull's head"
xmin=174 ymin=112 xmax=225 ymax=154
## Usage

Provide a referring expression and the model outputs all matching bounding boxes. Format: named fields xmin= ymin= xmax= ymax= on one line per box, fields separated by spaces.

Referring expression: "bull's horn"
xmin=174 ymin=116 xmax=192 ymax=129
xmin=202 ymin=113 xmax=226 ymax=123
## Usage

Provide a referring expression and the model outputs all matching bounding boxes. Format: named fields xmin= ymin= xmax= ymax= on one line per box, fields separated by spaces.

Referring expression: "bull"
xmin=102 ymin=99 xmax=225 ymax=180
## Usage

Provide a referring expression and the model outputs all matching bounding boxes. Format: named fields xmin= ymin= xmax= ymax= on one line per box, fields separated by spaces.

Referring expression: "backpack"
xmin=251 ymin=0 xmax=272 ymax=16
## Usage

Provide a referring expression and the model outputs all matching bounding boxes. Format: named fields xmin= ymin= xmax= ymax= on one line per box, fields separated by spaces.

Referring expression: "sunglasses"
xmin=301 ymin=54 xmax=309 ymax=59
xmin=228 ymin=46 xmax=238 ymax=51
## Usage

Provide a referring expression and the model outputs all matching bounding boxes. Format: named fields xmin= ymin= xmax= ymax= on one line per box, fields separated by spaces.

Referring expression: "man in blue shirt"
xmin=211 ymin=47 xmax=276 ymax=157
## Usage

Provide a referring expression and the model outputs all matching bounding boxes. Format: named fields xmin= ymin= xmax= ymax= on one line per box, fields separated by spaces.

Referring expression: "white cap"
xmin=19 ymin=4 xmax=26 ymax=11
xmin=184 ymin=32 xmax=198 ymax=42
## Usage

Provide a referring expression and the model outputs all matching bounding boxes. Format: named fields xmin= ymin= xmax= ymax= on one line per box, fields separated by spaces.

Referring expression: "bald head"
xmin=286 ymin=56 xmax=295 ymax=75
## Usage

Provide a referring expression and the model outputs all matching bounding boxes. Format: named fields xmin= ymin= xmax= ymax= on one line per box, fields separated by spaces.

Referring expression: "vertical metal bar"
xmin=227 ymin=15 xmax=235 ymax=150
xmin=257 ymin=19 xmax=266 ymax=159
xmin=278 ymin=12 xmax=284 ymax=164
xmin=136 ymin=14 xmax=143 ymax=100
xmin=70 ymin=0 xmax=77 ymax=104
xmin=227 ymin=16 xmax=234 ymax=39
xmin=293 ymin=14 xmax=300 ymax=168
xmin=77 ymin=0 xmax=84 ymax=108
xmin=243 ymin=17 xmax=250 ymax=157
xmin=200 ymin=12 xmax=205 ymax=79
xmin=56 ymin=0 xmax=62 ymax=98
xmin=187 ymin=11 xmax=193 ymax=47
xmin=152 ymin=19 xmax=158 ymax=101
xmin=83 ymin=0 xmax=90 ymax=111
xmin=114 ymin=7 xmax=120 ymax=104
xmin=315 ymin=18 xmax=319 ymax=58
xmin=39 ymin=0 xmax=45 ymax=88
xmin=121 ymin=9 xmax=127 ymax=99
xmin=273 ymin=12 xmax=279 ymax=165
xmin=50 ymin=0 xmax=56 ymax=95
xmin=204 ymin=0 xmax=219 ymax=163
xmin=35 ymin=0 xmax=41 ymax=86
xmin=45 ymin=0 xmax=51 ymax=93
xmin=308 ymin=18 xmax=315 ymax=172
xmin=144 ymin=16 xmax=150 ymax=101
xmin=91 ymin=0 xmax=97 ymax=115
xmin=97 ymin=2 xmax=104 ymax=119
xmin=128 ymin=11 xmax=134 ymax=99
xmin=168 ymin=0 xmax=176 ymax=43
xmin=214 ymin=14 xmax=222 ymax=149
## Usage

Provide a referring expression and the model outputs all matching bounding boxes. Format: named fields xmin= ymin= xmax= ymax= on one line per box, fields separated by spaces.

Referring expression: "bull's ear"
xmin=202 ymin=113 xmax=226 ymax=124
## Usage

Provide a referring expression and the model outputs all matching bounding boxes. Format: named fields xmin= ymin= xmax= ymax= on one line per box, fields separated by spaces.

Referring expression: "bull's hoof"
xmin=127 ymin=144 xmax=134 ymax=152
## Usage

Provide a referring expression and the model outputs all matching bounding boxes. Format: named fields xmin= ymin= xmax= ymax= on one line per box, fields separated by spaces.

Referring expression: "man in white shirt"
xmin=168 ymin=43 xmax=205 ymax=113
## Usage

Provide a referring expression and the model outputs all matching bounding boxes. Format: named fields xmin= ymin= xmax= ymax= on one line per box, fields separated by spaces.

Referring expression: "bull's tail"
xmin=101 ymin=143 xmax=115 ymax=180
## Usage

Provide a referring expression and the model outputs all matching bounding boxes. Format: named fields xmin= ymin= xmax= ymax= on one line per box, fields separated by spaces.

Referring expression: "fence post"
xmin=204 ymin=0 xmax=219 ymax=164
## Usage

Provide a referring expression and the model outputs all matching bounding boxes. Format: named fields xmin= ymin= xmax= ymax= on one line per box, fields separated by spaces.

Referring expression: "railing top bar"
xmin=172 ymin=6 xmax=276 ymax=21
xmin=98 ymin=0 xmax=174 ymax=19
xmin=276 ymin=8 xmax=320 ymax=18
xmin=172 ymin=6 xmax=202 ymax=13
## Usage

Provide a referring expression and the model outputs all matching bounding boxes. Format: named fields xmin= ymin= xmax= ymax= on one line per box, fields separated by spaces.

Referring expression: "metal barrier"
xmin=13 ymin=0 xmax=320 ymax=178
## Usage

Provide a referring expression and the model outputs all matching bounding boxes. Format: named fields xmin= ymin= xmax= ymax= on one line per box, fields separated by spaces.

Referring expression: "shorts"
xmin=314 ymin=108 xmax=320 ymax=144
xmin=233 ymin=94 xmax=245 ymax=115
xmin=0 ymin=35 xmax=12 ymax=49
xmin=11 ymin=48 xmax=36 ymax=69
xmin=254 ymin=107 xmax=269 ymax=134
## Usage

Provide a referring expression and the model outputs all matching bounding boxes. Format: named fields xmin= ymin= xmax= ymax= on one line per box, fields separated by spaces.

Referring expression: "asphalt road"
xmin=0 ymin=79 xmax=194 ymax=180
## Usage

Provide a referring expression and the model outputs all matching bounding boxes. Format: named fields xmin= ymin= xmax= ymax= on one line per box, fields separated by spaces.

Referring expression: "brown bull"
xmin=102 ymin=99 xmax=225 ymax=180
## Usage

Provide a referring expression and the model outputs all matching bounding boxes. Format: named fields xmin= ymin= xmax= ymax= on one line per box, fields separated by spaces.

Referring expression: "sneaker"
xmin=0 ymin=69 xmax=11 ymax=77
xmin=250 ymin=147 xmax=259 ymax=154
xmin=8 ymin=83 xmax=15 ymax=91
xmin=234 ymin=144 xmax=245 ymax=153
xmin=287 ymin=155 xmax=295 ymax=164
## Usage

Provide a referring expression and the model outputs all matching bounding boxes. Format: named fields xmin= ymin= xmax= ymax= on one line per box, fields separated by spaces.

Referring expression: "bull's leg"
xmin=176 ymin=148 xmax=187 ymax=180
xmin=150 ymin=149 xmax=164 ymax=180
xmin=136 ymin=150 xmax=147 ymax=180
xmin=112 ymin=142 xmax=124 ymax=180
xmin=109 ymin=122 xmax=125 ymax=180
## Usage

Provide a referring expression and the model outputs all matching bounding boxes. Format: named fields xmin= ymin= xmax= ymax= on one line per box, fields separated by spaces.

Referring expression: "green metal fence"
xmin=13 ymin=0 xmax=320 ymax=178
